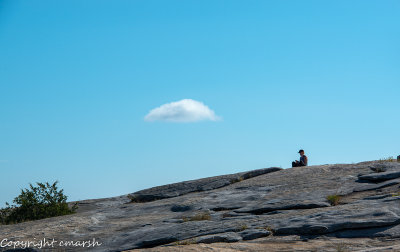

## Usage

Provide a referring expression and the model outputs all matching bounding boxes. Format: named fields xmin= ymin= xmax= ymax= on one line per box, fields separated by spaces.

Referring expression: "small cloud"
xmin=144 ymin=99 xmax=221 ymax=122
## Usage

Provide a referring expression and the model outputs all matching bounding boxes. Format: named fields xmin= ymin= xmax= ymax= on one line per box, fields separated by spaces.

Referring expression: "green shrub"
xmin=0 ymin=181 xmax=77 ymax=225
xmin=127 ymin=194 xmax=138 ymax=203
xmin=237 ymin=223 xmax=248 ymax=231
xmin=265 ymin=226 xmax=275 ymax=235
xmin=230 ymin=176 xmax=244 ymax=184
xmin=256 ymin=226 xmax=275 ymax=235
xmin=326 ymin=194 xmax=341 ymax=206
xmin=182 ymin=212 xmax=211 ymax=222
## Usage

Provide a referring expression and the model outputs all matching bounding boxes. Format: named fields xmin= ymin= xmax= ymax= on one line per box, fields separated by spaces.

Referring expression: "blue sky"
xmin=0 ymin=0 xmax=399 ymax=206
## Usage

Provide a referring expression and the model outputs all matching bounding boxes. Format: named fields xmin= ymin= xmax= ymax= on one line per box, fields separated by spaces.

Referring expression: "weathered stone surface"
xmin=358 ymin=170 xmax=400 ymax=182
xmin=129 ymin=237 xmax=400 ymax=252
xmin=1 ymin=161 xmax=400 ymax=251
xmin=170 ymin=205 xmax=192 ymax=212
xmin=369 ymin=163 xmax=388 ymax=173
xmin=238 ymin=229 xmax=271 ymax=240
xmin=273 ymin=197 xmax=400 ymax=235
xmin=368 ymin=162 xmax=400 ymax=172
xmin=234 ymin=201 xmax=331 ymax=214
xmin=128 ymin=167 xmax=282 ymax=202
xmin=196 ymin=232 xmax=242 ymax=244
xmin=353 ymin=179 xmax=400 ymax=192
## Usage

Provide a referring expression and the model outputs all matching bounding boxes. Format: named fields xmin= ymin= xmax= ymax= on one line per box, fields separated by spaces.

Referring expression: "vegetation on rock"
xmin=0 ymin=181 xmax=77 ymax=225
xmin=182 ymin=212 xmax=211 ymax=222
xmin=327 ymin=194 xmax=341 ymax=206
xmin=379 ymin=156 xmax=396 ymax=163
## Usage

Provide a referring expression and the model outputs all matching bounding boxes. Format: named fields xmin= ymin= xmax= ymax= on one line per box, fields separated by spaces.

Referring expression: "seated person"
xmin=292 ymin=149 xmax=308 ymax=167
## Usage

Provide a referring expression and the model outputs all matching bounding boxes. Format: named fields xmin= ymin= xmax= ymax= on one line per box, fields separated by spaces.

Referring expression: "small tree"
xmin=0 ymin=181 xmax=77 ymax=224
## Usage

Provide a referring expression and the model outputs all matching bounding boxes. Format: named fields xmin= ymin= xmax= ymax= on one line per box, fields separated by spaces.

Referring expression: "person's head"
xmin=298 ymin=149 xmax=305 ymax=156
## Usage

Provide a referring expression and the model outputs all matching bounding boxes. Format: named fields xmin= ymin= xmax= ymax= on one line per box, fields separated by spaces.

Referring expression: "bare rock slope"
xmin=2 ymin=161 xmax=400 ymax=251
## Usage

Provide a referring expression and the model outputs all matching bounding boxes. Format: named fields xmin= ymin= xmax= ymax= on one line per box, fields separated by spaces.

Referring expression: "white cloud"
xmin=144 ymin=99 xmax=221 ymax=122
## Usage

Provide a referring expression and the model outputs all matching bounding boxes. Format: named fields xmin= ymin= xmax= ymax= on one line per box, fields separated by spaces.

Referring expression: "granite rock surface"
xmin=1 ymin=161 xmax=400 ymax=251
